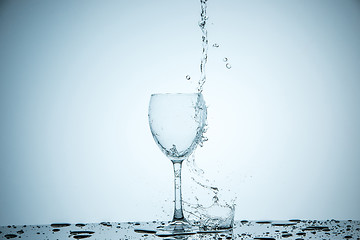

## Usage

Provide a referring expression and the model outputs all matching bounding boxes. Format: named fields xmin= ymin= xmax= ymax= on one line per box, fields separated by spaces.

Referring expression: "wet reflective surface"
xmin=0 ymin=220 xmax=359 ymax=239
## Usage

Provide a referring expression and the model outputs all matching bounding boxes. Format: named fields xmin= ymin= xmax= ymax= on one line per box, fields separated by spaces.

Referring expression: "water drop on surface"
xmin=282 ymin=233 xmax=293 ymax=238
xmin=226 ymin=63 xmax=231 ymax=69
xmin=73 ymin=235 xmax=92 ymax=239
xmin=4 ymin=234 xmax=17 ymax=239
xmin=256 ymin=221 xmax=272 ymax=224
xmin=50 ymin=223 xmax=71 ymax=228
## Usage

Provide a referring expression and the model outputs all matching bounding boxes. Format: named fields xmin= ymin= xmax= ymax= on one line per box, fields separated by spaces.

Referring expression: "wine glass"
xmin=148 ymin=93 xmax=207 ymax=235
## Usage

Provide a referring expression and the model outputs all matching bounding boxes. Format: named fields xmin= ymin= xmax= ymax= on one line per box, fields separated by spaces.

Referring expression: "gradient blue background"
xmin=1 ymin=0 xmax=360 ymax=226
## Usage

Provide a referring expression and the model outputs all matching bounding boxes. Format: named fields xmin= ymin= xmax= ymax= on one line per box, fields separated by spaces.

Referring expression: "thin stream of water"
xmin=185 ymin=1 xmax=235 ymax=230
xmin=197 ymin=0 xmax=209 ymax=93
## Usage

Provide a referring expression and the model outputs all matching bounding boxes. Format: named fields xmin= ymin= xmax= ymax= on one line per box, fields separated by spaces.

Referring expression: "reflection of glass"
xmin=148 ymin=93 xmax=207 ymax=235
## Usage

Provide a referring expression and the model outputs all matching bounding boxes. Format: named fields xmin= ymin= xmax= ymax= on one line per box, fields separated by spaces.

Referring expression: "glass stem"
xmin=172 ymin=161 xmax=185 ymax=222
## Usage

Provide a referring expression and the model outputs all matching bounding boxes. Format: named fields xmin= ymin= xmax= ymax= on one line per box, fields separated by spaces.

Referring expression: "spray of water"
xmin=184 ymin=0 xmax=235 ymax=230
xmin=184 ymin=155 xmax=235 ymax=230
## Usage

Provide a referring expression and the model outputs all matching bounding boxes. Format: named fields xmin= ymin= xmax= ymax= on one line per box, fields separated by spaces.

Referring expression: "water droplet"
xmin=226 ymin=63 xmax=231 ymax=69
xmin=73 ymin=235 xmax=92 ymax=239
xmin=256 ymin=221 xmax=272 ymax=224
xmin=223 ymin=57 xmax=228 ymax=62
xmin=186 ymin=75 xmax=191 ymax=80
xmin=272 ymin=222 xmax=297 ymax=226
xmin=70 ymin=231 xmax=95 ymax=235
xmin=134 ymin=229 xmax=157 ymax=234
xmin=289 ymin=219 xmax=301 ymax=223
xmin=50 ymin=223 xmax=71 ymax=228
xmin=4 ymin=234 xmax=17 ymax=239
xmin=253 ymin=238 xmax=275 ymax=240
xmin=212 ymin=43 xmax=219 ymax=47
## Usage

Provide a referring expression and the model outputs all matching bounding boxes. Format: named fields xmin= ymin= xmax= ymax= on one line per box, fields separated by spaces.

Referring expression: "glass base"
xmin=155 ymin=220 xmax=199 ymax=237
xmin=134 ymin=221 xmax=233 ymax=238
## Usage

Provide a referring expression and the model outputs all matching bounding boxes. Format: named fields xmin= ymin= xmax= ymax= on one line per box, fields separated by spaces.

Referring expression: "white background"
xmin=0 ymin=0 xmax=359 ymax=226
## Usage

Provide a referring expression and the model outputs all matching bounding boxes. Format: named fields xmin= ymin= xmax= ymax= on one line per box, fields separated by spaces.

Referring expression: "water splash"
xmin=197 ymin=0 xmax=209 ymax=93
xmin=194 ymin=94 xmax=208 ymax=148
xmin=186 ymin=0 xmax=235 ymax=230
xmin=184 ymin=155 xmax=235 ymax=230
xmin=169 ymin=144 xmax=179 ymax=158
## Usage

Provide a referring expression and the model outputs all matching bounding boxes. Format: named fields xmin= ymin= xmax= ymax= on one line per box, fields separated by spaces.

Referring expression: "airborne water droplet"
xmin=226 ymin=63 xmax=231 ymax=69
xmin=212 ymin=43 xmax=219 ymax=48
xmin=223 ymin=57 xmax=228 ymax=62
xmin=186 ymin=75 xmax=191 ymax=80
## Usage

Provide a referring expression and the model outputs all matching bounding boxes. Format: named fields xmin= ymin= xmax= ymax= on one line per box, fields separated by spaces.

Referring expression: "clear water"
xmin=148 ymin=93 xmax=207 ymax=162
xmin=184 ymin=0 xmax=235 ymax=231
xmin=1 ymin=220 xmax=359 ymax=239
xmin=197 ymin=0 xmax=209 ymax=93
xmin=196 ymin=0 xmax=230 ymax=91
xmin=184 ymin=155 xmax=235 ymax=230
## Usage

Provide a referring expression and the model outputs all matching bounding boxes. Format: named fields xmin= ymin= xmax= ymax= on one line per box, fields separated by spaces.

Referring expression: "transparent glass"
xmin=148 ymin=93 xmax=207 ymax=235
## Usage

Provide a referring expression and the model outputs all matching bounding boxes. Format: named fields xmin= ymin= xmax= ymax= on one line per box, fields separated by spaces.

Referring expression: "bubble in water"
xmin=186 ymin=75 xmax=191 ymax=80
xmin=212 ymin=43 xmax=219 ymax=48
xmin=226 ymin=63 xmax=231 ymax=69
xmin=223 ymin=57 xmax=228 ymax=62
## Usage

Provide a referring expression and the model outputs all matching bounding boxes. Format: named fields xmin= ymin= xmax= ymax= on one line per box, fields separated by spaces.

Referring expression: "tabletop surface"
xmin=1 ymin=220 xmax=359 ymax=239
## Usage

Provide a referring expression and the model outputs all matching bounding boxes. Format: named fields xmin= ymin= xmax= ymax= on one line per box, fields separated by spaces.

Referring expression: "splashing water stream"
xmin=186 ymin=1 xmax=235 ymax=229
xmin=197 ymin=0 xmax=209 ymax=93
